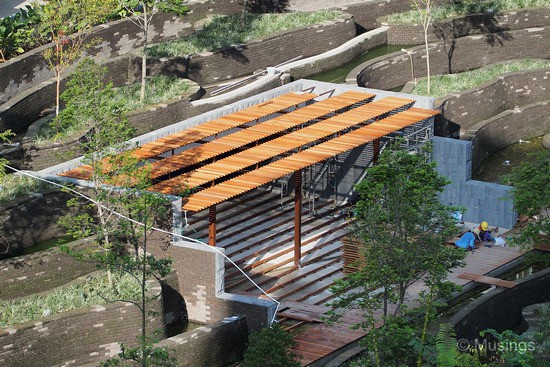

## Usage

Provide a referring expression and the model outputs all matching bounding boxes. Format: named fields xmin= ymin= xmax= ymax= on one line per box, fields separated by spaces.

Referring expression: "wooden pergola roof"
xmin=151 ymin=95 xmax=414 ymax=195
xmin=179 ymin=107 xmax=438 ymax=212
xmin=147 ymin=90 xmax=375 ymax=179
xmin=59 ymin=91 xmax=317 ymax=180
xmin=59 ymin=89 xmax=438 ymax=214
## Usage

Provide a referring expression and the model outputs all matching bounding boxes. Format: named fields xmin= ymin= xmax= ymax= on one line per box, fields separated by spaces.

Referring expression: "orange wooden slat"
xmin=181 ymin=107 xmax=438 ymax=211
xmin=58 ymin=92 xmax=317 ymax=180
xmin=152 ymin=96 xmax=413 ymax=195
xmin=145 ymin=91 xmax=375 ymax=179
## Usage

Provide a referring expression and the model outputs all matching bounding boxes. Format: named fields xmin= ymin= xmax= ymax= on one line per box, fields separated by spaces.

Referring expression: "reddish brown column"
xmin=373 ymin=138 xmax=381 ymax=164
xmin=294 ymin=170 xmax=302 ymax=267
xmin=208 ymin=206 xmax=216 ymax=246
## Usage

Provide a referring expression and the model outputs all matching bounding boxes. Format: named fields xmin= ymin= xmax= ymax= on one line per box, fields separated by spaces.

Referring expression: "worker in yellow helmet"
xmin=473 ymin=221 xmax=498 ymax=246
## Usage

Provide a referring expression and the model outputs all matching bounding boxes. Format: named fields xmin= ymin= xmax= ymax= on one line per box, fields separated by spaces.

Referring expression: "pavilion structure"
xmin=59 ymin=88 xmax=438 ymax=267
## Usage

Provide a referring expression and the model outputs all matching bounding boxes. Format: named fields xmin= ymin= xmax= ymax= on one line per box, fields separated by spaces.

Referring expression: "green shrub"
xmin=148 ymin=10 xmax=342 ymax=57
xmin=0 ymin=271 xmax=141 ymax=328
xmin=241 ymin=324 xmax=301 ymax=367
xmin=0 ymin=6 xmax=40 ymax=62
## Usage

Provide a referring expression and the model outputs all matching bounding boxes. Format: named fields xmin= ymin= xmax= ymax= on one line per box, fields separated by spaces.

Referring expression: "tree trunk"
xmin=417 ymin=288 xmax=434 ymax=367
xmin=140 ymin=7 xmax=148 ymax=104
xmin=424 ymin=25 xmax=431 ymax=95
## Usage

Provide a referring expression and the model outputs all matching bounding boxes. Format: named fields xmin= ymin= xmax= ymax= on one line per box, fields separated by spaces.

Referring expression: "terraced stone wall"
xmin=0 ymin=190 xmax=85 ymax=255
xmin=356 ymin=27 xmax=550 ymax=91
xmin=0 ymin=0 xmax=241 ymax=106
xmin=0 ymin=240 xmax=96 ymax=300
xmin=144 ymin=13 xmax=357 ymax=85
xmin=384 ymin=7 xmax=550 ymax=45
xmin=0 ymin=289 xmax=164 ymax=367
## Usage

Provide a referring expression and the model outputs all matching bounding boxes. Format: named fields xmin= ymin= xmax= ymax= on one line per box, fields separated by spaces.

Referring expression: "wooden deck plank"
xmin=457 ymin=272 xmax=517 ymax=288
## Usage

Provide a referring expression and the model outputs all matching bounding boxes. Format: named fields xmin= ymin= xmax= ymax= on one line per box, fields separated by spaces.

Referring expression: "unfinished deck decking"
xmin=182 ymin=188 xmax=525 ymax=366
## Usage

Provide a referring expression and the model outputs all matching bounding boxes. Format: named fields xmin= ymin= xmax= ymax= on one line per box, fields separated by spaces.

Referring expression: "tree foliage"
xmin=504 ymin=150 xmax=549 ymax=249
xmin=327 ymin=142 xmax=465 ymax=367
xmin=33 ymin=0 xmax=116 ymax=123
xmin=58 ymin=57 xmax=174 ymax=366
xmin=241 ymin=324 xmax=301 ymax=367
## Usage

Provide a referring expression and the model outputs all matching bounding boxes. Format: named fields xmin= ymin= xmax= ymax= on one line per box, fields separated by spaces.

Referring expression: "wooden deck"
xmin=184 ymin=188 xmax=526 ymax=366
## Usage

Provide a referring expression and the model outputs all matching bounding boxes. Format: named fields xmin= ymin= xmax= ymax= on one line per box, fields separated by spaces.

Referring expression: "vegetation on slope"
xmin=147 ymin=10 xmax=342 ymax=57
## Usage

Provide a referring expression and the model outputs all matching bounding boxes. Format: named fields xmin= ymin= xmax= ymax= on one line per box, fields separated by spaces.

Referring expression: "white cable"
xmin=3 ymin=165 xmax=280 ymax=325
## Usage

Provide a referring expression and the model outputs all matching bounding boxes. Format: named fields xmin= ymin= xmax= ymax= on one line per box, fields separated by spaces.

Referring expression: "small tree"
xmin=412 ymin=0 xmax=433 ymax=95
xmin=504 ymin=150 xmax=550 ymax=249
xmin=327 ymin=142 xmax=465 ymax=366
xmin=33 ymin=0 xmax=115 ymax=127
xmin=241 ymin=324 xmax=301 ymax=367
xmin=58 ymin=59 xmax=175 ymax=366
xmin=117 ymin=0 xmax=188 ymax=104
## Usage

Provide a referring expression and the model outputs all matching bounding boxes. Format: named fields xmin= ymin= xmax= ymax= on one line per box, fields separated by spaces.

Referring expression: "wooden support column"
xmin=208 ymin=205 xmax=217 ymax=246
xmin=294 ymin=170 xmax=302 ymax=267
xmin=373 ymin=138 xmax=381 ymax=164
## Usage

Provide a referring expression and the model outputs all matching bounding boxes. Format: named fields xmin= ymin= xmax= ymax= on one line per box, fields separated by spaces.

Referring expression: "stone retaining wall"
xmin=439 ymin=68 xmax=550 ymax=133
xmin=0 ymin=285 xmax=165 ymax=367
xmin=383 ymin=7 xmax=550 ymax=45
xmin=451 ymin=267 xmax=550 ymax=343
xmin=0 ymin=239 xmax=96 ymax=300
xmin=159 ymin=316 xmax=249 ymax=367
xmin=144 ymin=13 xmax=357 ymax=85
xmin=149 ymin=239 xmax=276 ymax=334
xmin=355 ymin=26 xmax=550 ymax=91
xmin=468 ymin=101 xmax=550 ymax=170
xmin=0 ymin=190 xmax=85 ymax=255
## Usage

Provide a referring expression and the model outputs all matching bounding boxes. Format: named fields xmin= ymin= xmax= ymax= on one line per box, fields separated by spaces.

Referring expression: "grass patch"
xmin=33 ymin=76 xmax=190 ymax=143
xmin=411 ymin=59 xmax=550 ymax=98
xmin=0 ymin=271 xmax=141 ymax=328
xmin=112 ymin=75 xmax=191 ymax=112
xmin=148 ymin=10 xmax=342 ymax=58
xmin=0 ymin=174 xmax=49 ymax=203
xmin=386 ymin=0 xmax=549 ymax=23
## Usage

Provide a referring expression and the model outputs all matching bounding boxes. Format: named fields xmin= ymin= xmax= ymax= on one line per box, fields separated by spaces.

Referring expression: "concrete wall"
xmin=451 ymin=267 xmax=550 ymax=342
xmin=383 ymin=7 xmax=550 ymax=45
xmin=432 ymin=136 xmax=517 ymax=229
xmin=356 ymin=26 xmax=550 ymax=91
xmin=0 ymin=283 xmax=165 ymax=367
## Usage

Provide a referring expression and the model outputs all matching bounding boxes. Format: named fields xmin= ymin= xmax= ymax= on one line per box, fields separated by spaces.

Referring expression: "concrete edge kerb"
xmin=281 ymin=27 xmax=388 ymax=78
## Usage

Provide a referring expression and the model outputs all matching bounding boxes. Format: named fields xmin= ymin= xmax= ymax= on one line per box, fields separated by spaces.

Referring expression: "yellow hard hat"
xmin=481 ymin=221 xmax=489 ymax=230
